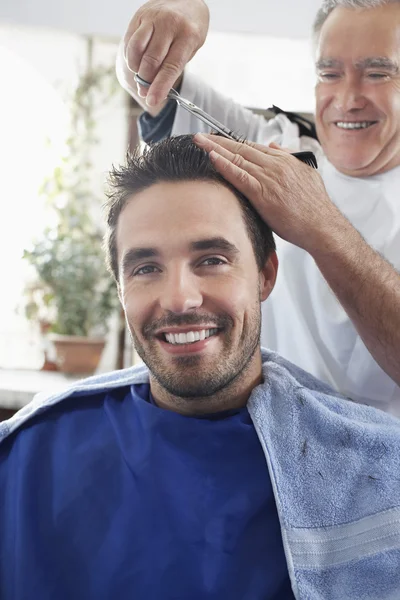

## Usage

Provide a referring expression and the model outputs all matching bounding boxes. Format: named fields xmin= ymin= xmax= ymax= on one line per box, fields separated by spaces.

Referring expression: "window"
xmin=0 ymin=26 xmax=126 ymax=369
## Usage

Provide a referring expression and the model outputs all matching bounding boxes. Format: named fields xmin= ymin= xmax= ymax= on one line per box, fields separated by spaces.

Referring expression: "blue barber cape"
xmin=0 ymin=383 xmax=294 ymax=599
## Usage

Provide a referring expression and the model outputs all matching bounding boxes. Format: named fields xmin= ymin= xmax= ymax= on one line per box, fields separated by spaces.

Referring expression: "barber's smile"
xmin=332 ymin=120 xmax=379 ymax=132
xmin=154 ymin=326 xmax=222 ymax=355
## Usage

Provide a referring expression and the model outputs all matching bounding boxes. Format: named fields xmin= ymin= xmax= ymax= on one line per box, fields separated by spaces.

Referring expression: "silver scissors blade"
xmin=134 ymin=73 xmax=242 ymax=141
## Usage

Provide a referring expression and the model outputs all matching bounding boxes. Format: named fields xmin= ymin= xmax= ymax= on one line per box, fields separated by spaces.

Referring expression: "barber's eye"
xmin=318 ymin=72 xmax=340 ymax=81
xmin=367 ymin=72 xmax=388 ymax=79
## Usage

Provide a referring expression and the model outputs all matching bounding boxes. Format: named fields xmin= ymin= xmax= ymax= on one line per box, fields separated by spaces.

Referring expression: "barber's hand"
xmin=194 ymin=134 xmax=345 ymax=254
xmin=120 ymin=0 xmax=209 ymax=107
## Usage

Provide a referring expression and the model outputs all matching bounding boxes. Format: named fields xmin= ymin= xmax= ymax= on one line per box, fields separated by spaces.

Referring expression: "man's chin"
xmin=148 ymin=352 xmax=245 ymax=399
xmin=140 ymin=350 xmax=218 ymax=398
xmin=326 ymin=148 xmax=381 ymax=177
xmin=151 ymin=372 xmax=223 ymax=399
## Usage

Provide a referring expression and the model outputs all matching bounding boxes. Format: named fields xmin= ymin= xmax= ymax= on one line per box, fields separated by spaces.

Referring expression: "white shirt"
xmin=170 ymin=72 xmax=400 ymax=415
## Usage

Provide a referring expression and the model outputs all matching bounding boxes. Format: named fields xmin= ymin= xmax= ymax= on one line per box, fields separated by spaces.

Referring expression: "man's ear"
xmin=259 ymin=251 xmax=278 ymax=302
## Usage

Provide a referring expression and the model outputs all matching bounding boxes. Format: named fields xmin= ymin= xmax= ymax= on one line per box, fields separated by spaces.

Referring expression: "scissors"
xmin=134 ymin=73 xmax=318 ymax=169
xmin=135 ymin=73 xmax=242 ymax=141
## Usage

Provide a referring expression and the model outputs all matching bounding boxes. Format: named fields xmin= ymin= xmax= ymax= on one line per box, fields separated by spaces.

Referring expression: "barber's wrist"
xmin=305 ymin=208 xmax=358 ymax=259
xmin=301 ymin=199 xmax=359 ymax=259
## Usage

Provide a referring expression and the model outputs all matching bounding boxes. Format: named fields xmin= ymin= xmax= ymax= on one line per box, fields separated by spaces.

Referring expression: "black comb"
xmin=291 ymin=151 xmax=318 ymax=169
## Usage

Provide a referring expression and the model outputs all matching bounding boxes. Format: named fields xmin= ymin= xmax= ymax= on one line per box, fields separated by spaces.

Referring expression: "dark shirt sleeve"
xmin=138 ymin=99 xmax=178 ymax=144
xmin=138 ymin=77 xmax=184 ymax=144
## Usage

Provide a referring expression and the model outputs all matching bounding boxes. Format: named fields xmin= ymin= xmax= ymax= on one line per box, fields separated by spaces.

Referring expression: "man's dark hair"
xmin=104 ymin=134 xmax=276 ymax=282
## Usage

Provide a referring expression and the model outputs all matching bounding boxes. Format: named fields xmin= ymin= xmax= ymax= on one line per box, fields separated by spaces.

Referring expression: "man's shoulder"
xmin=261 ymin=347 xmax=342 ymax=396
xmin=0 ymin=364 xmax=150 ymax=446
xmin=259 ymin=348 xmax=400 ymax=427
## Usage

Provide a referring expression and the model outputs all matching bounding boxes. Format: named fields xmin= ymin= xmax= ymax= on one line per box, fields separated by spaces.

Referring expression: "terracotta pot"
xmin=48 ymin=334 xmax=105 ymax=375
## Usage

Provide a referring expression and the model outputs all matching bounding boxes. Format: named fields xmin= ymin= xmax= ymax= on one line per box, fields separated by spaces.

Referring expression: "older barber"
xmin=117 ymin=0 xmax=400 ymax=414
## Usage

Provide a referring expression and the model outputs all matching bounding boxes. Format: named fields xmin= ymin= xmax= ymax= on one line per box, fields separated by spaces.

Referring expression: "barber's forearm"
xmin=310 ymin=220 xmax=400 ymax=387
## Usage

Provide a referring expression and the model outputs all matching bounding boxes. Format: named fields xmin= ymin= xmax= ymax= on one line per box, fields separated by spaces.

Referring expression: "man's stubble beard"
xmin=127 ymin=302 xmax=262 ymax=401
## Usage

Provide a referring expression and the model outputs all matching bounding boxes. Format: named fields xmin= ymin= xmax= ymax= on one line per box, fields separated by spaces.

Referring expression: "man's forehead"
xmin=116 ymin=180 xmax=247 ymax=251
xmin=120 ymin=180 xmax=244 ymax=227
xmin=316 ymin=3 xmax=400 ymax=57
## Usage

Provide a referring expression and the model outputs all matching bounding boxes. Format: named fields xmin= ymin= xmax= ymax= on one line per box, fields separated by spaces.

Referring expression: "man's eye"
xmin=200 ymin=257 xmax=226 ymax=267
xmin=366 ymin=72 xmax=388 ymax=80
xmin=132 ymin=265 xmax=159 ymax=276
xmin=318 ymin=72 xmax=341 ymax=81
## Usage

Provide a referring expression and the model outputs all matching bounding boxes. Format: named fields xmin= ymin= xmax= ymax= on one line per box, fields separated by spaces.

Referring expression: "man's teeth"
xmin=164 ymin=328 xmax=219 ymax=345
xmin=336 ymin=121 xmax=375 ymax=130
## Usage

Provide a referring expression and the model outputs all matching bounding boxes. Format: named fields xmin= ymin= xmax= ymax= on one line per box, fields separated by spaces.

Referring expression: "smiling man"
xmin=314 ymin=3 xmax=400 ymax=176
xmin=118 ymin=0 xmax=400 ymax=414
xmin=112 ymin=146 xmax=277 ymax=415
xmin=1 ymin=136 xmax=400 ymax=600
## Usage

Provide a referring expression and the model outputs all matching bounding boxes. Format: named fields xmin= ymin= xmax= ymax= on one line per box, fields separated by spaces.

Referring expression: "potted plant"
xmin=22 ymin=39 xmax=119 ymax=374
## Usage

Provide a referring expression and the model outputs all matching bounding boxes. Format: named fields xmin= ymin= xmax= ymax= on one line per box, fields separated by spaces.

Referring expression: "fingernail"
xmin=146 ymin=94 xmax=157 ymax=107
xmin=137 ymin=85 xmax=146 ymax=98
xmin=194 ymin=133 xmax=207 ymax=143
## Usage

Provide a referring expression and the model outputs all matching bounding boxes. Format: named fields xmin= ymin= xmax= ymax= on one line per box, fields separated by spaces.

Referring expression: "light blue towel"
xmin=249 ymin=352 xmax=400 ymax=599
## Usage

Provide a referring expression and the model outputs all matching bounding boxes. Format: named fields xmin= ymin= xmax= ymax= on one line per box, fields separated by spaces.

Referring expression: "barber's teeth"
xmin=336 ymin=121 xmax=375 ymax=130
xmin=164 ymin=329 xmax=219 ymax=345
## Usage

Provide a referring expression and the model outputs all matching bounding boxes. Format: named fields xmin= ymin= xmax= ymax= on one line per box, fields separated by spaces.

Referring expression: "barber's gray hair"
xmin=313 ymin=0 xmax=400 ymax=38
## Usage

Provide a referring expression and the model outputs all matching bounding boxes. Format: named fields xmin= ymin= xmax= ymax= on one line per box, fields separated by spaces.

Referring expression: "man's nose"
xmin=333 ymin=75 xmax=368 ymax=113
xmin=159 ymin=268 xmax=203 ymax=314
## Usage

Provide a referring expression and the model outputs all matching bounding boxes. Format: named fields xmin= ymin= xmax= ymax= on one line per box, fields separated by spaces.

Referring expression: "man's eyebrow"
xmin=316 ymin=56 xmax=399 ymax=73
xmin=355 ymin=57 xmax=399 ymax=73
xmin=190 ymin=237 xmax=240 ymax=254
xmin=316 ymin=58 xmax=343 ymax=70
xmin=120 ymin=238 xmax=239 ymax=275
xmin=121 ymin=247 xmax=159 ymax=274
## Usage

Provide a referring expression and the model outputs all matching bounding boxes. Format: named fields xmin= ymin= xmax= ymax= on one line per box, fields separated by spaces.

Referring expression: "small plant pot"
xmin=48 ymin=334 xmax=105 ymax=375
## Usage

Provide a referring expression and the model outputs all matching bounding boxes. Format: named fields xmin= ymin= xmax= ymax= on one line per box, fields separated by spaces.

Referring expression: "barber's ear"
xmin=259 ymin=251 xmax=278 ymax=302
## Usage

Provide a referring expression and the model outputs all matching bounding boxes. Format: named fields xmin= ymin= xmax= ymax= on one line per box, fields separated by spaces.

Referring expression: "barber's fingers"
xmin=125 ymin=21 xmax=153 ymax=73
xmin=125 ymin=28 xmax=195 ymax=106
xmin=194 ymin=133 xmax=281 ymax=169
xmin=143 ymin=38 xmax=196 ymax=105
xmin=208 ymin=149 xmax=264 ymax=202
xmin=194 ymin=135 xmax=269 ymax=193
xmin=269 ymin=141 xmax=292 ymax=154
xmin=198 ymin=133 xmax=286 ymax=159
xmin=123 ymin=2 xmax=209 ymax=107
xmin=124 ymin=22 xmax=157 ymax=97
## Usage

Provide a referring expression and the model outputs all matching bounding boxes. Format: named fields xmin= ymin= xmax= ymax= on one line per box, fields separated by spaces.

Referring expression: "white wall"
xmin=187 ymin=31 xmax=316 ymax=112
xmin=0 ymin=0 xmax=322 ymax=39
